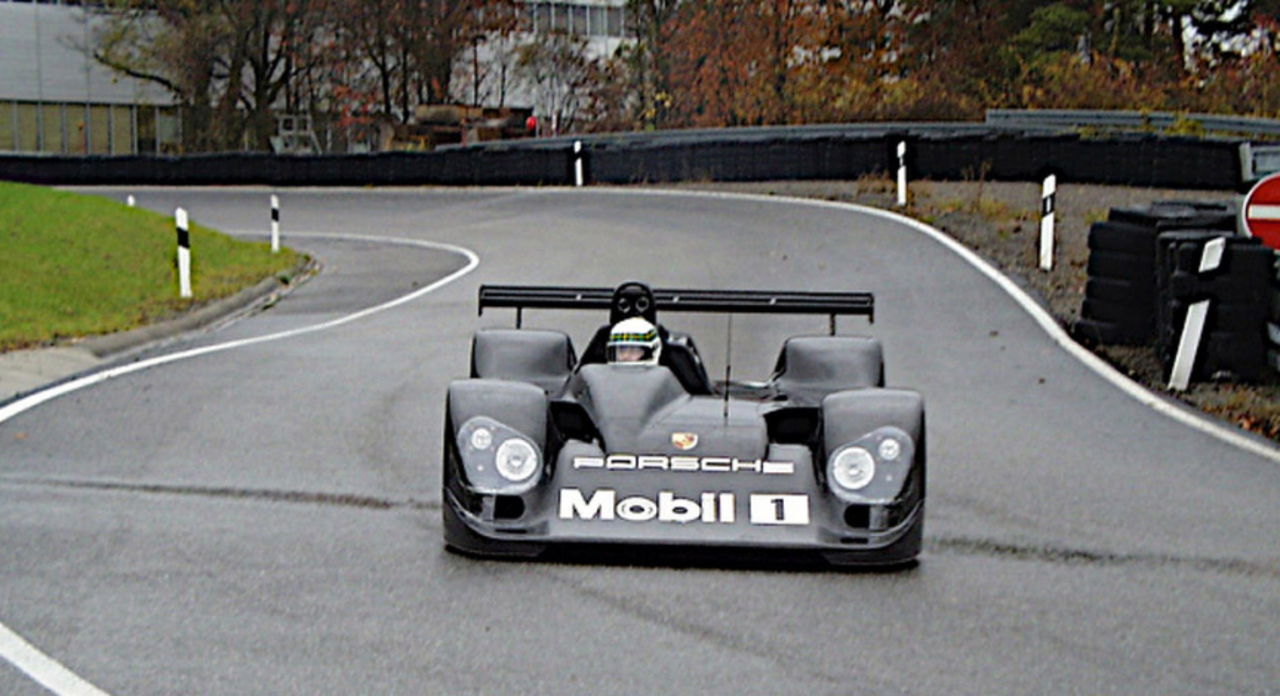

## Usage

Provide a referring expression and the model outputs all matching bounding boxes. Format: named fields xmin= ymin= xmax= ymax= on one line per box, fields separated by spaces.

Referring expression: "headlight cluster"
xmin=827 ymin=426 xmax=914 ymax=502
xmin=457 ymin=417 xmax=542 ymax=494
xmin=831 ymin=447 xmax=876 ymax=490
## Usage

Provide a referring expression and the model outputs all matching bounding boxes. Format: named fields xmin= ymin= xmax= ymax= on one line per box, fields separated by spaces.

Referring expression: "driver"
xmin=581 ymin=281 xmax=714 ymax=394
xmin=606 ymin=317 xmax=662 ymax=366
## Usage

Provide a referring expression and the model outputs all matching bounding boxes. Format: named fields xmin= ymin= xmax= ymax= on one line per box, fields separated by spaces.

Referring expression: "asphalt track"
xmin=1 ymin=187 xmax=1278 ymax=695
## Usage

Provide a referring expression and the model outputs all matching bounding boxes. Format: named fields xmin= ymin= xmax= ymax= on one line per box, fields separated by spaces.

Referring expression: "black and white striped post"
xmin=1039 ymin=173 xmax=1057 ymax=271
xmin=270 ymin=194 xmax=280 ymax=253
xmin=573 ymin=140 xmax=584 ymax=187
xmin=896 ymin=140 xmax=908 ymax=207
xmin=175 ymin=207 xmax=192 ymax=299
xmin=1168 ymin=236 xmax=1226 ymax=391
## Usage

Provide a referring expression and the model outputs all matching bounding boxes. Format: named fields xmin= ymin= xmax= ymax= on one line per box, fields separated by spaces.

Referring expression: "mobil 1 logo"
xmin=559 ymin=489 xmax=810 ymax=526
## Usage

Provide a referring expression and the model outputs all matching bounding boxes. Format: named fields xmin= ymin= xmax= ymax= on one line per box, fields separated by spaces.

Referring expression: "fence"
xmin=0 ymin=128 xmax=1249 ymax=190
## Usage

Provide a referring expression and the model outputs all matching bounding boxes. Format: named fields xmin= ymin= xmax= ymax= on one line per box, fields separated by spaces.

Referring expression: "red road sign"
xmin=1244 ymin=173 xmax=1280 ymax=250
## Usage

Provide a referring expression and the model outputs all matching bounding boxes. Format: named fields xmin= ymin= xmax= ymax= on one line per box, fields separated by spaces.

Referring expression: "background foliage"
xmin=90 ymin=0 xmax=1280 ymax=149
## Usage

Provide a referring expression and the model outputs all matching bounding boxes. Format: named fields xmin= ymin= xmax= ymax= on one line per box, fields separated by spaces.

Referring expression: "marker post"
xmin=1039 ymin=174 xmax=1057 ymax=271
xmin=573 ymin=140 xmax=584 ymax=187
xmin=1168 ymin=237 xmax=1226 ymax=391
xmin=896 ymin=141 xmax=908 ymax=207
xmin=270 ymin=194 xmax=280 ymax=253
xmin=175 ymin=207 xmax=192 ymax=299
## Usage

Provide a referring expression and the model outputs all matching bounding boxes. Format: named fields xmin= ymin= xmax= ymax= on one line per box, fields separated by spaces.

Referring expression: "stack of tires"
xmin=1154 ymin=232 xmax=1274 ymax=381
xmin=1077 ymin=201 xmax=1238 ymax=345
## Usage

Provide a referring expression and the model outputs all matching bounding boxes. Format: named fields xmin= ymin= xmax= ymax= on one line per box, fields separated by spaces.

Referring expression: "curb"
xmin=77 ymin=255 xmax=317 ymax=358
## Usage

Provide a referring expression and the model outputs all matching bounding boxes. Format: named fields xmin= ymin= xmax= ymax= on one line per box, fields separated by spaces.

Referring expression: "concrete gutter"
xmin=0 ymin=256 xmax=316 ymax=404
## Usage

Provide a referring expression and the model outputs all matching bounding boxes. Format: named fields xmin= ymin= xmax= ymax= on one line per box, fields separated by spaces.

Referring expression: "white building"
xmin=456 ymin=1 xmax=629 ymax=135
xmin=0 ymin=0 xmax=628 ymax=154
xmin=0 ymin=0 xmax=181 ymax=154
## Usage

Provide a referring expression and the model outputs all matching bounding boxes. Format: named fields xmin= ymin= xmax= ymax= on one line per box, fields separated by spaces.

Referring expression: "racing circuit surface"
xmin=2 ymin=188 xmax=1278 ymax=695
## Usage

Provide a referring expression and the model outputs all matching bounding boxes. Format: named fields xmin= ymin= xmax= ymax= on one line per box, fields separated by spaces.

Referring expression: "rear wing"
xmin=479 ymin=285 xmax=874 ymax=333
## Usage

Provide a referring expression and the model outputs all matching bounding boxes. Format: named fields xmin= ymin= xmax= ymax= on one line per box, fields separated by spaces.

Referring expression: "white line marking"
xmin=570 ymin=186 xmax=1280 ymax=464
xmin=0 ymin=624 xmax=110 ymax=696
xmin=0 ymin=233 xmax=478 ymax=426
xmin=0 ymin=231 xmax=479 ymax=696
xmin=1247 ymin=204 xmax=1280 ymax=220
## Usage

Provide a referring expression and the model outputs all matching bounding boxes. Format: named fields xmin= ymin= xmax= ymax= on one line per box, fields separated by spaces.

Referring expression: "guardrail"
xmin=440 ymin=122 xmax=1062 ymax=152
xmin=986 ymin=109 xmax=1280 ymax=139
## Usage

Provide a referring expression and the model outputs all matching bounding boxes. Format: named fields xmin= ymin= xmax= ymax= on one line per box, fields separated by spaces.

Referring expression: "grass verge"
xmin=0 ymin=181 xmax=302 ymax=351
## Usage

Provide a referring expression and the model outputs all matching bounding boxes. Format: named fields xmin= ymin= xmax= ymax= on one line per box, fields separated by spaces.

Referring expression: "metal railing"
xmin=441 ymin=121 xmax=1065 ymax=152
xmin=986 ymin=109 xmax=1280 ymax=139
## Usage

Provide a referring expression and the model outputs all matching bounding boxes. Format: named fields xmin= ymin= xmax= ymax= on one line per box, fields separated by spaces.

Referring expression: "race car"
xmin=442 ymin=281 xmax=925 ymax=567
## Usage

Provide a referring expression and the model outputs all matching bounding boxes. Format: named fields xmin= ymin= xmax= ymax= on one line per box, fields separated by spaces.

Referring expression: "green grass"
xmin=0 ymin=182 xmax=302 ymax=351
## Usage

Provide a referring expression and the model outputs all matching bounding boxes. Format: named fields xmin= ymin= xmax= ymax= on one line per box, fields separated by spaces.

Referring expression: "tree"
xmin=516 ymin=29 xmax=604 ymax=134
xmin=91 ymin=0 xmax=335 ymax=152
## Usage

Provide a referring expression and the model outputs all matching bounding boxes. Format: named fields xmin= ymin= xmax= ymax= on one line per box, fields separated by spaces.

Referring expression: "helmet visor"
xmin=607 ymin=342 xmax=659 ymax=364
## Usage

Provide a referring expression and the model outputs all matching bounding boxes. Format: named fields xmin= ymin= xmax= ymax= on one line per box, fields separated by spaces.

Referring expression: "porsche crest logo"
xmin=671 ymin=432 xmax=699 ymax=450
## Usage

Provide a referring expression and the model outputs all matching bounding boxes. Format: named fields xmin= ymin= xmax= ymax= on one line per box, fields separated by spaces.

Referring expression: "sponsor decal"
xmin=558 ymin=488 xmax=809 ymax=526
xmin=671 ymin=432 xmax=699 ymax=450
xmin=573 ymin=455 xmax=794 ymax=475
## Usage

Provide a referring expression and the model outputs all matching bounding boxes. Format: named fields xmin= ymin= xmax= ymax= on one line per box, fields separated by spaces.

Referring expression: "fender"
xmin=822 ymin=388 xmax=925 ymax=454
xmin=447 ymin=379 xmax=547 ymax=449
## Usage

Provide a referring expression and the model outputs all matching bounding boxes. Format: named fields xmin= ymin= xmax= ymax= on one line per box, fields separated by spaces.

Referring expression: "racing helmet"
xmin=610 ymin=281 xmax=657 ymax=324
xmin=606 ymin=317 xmax=661 ymax=366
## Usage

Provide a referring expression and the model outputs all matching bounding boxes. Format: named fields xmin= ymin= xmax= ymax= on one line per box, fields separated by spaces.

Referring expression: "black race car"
xmin=443 ymin=282 xmax=925 ymax=567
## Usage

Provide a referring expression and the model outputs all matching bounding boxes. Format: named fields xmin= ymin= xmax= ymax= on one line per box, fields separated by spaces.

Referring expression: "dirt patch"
xmin=663 ymin=178 xmax=1280 ymax=444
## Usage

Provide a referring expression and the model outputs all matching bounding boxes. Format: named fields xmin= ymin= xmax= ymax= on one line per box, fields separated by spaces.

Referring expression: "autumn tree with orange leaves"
xmin=602 ymin=0 xmax=1280 ymax=131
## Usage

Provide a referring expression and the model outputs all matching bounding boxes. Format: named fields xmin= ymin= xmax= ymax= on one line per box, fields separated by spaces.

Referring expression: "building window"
xmin=522 ymin=2 xmax=627 ymax=38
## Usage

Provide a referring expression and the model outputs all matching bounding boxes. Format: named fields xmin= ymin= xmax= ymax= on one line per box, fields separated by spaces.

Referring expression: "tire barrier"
xmin=1153 ymin=231 xmax=1273 ymax=383
xmin=1078 ymin=201 xmax=1239 ymax=345
xmin=0 ymin=130 xmax=1248 ymax=189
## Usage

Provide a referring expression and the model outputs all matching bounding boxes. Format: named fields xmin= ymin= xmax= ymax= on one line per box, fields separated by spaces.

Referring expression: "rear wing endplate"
xmin=479 ymin=285 xmax=874 ymax=333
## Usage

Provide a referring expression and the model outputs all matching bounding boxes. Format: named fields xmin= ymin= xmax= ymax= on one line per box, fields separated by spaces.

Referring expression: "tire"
xmin=1082 ymin=297 xmax=1154 ymax=330
xmin=1159 ymin=299 xmax=1268 ymax=338
xmin=1086 ymin=277 xmax=1153 ymax=304
xmin=1157 ymin=234 xmax=1270 ymax=279
xmin=1088 ymin=221 xmax=1159 ymax=255
xmin=1160 ymin=329 xmax=1270 ymax=382
xmin=1073 ymin=317 xmax=1149 ymax=345
xmin=1165 ymin=271 xmax=1273 ymax=303
xmin=1087 ymin=250 xmax=1153 ymax=282
xmin=1109 ymin=201 xmax=1237 ymax=231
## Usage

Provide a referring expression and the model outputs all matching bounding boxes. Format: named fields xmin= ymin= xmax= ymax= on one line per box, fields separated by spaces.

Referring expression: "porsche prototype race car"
xmin=443 ymin=282 xmax=925 ymax=567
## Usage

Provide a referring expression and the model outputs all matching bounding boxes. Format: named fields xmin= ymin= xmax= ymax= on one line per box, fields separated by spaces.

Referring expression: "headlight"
xmin=877 ymin=437 xmax=901 ymax=461
xmin=495 ymin=438 xmax=539 ymax=482
xmin=826 ymin=426 xmax=915 ymax=502
xmin=470 ymin=427 xmax=493 ymax=451
xmin=456 ymin=416 xmax=542 ymax=494
xmin=831 ymin=446 xmax=876 ymax=490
